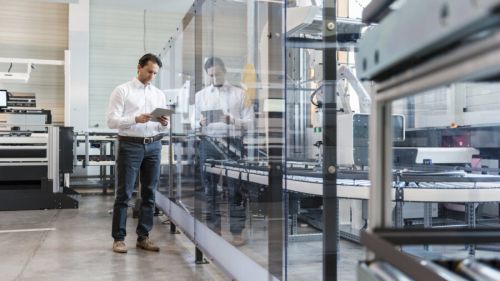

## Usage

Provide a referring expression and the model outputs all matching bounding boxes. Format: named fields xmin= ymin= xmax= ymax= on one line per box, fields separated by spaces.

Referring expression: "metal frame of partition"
xmin=268 ymin=1 xmax=285 ymax=279
xmin=321 ymin=0 xmax=338 ymax=280
xmin=192 ymin=0 xmax=205 ymax=264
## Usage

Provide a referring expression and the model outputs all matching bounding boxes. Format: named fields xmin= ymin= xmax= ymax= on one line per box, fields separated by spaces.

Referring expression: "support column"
xmin=68 ymin=0 xmax=89 ymax=132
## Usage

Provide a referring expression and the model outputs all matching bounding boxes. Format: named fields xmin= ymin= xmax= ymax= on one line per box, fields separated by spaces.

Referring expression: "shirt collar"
xmin=209 ymin=81 xmax=230 ymax=92
xmin=132 ymin=77 xmax=151 ymax=89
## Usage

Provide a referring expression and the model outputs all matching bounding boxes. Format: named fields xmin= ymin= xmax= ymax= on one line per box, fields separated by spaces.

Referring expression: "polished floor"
xmin=0 ymin=196 xmax=228 ymax=281
xmin=0 ymin=194 xmax=370 ymax=281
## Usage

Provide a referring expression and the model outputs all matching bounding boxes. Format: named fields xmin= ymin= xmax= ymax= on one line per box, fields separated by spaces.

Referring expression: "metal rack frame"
xmin=355 ymin=0 xmax=500 ymax=279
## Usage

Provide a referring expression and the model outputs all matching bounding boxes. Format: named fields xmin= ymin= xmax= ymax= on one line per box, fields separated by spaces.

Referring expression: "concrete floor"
xmin=0 ymin=194 xmax=369 ymax=281
xmin=0 ymin=196 xmax=229 ymax=281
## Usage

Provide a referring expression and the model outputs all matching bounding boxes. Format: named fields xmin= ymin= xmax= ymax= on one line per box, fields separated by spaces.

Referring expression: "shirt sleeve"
xmin=106 ymin=86 xmax=136 ymax=129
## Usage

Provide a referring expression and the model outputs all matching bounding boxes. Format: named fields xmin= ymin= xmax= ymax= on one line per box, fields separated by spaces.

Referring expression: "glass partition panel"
xmin=284 ymin=1 xmax=369 ymax=280
xmin=156 ymin=0 xmax=285 ymax=279
xmin=155 ymin=1 xmax=377 ymax=280
xmin=195 ymin=0 xmax=249 ymax=241
xmin=284 ymin=2 xmax=324 ymax=280
xmin=155 ymin=0 xmax=500 ymax=279
xmin=155 ymin=10 xmax=198 ymax=249
xmin=193 ymin=0 xmax=284 ymax=274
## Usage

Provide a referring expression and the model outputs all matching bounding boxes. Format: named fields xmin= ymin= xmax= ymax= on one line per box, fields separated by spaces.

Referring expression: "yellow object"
xmin=241 ymin=63 xmax=256 ymax=108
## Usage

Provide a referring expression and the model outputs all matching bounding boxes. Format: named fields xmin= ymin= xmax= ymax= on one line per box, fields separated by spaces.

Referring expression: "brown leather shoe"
xmin=136 ymin=238 xmax=160 ymax=252
xmin=112 ymin=241 xmax=127 ymax=253
xmin=232 ymin=234 xmax=246 ymax=247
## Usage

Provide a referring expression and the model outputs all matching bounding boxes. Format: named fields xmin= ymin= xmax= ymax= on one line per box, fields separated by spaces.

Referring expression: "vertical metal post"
xmin=195 ymin=247 xmax=205 ymax=264
xmin=167 ymin=111 xmax=177 ymax=233
xmin=368 ymin=96 xmax=393 ymax=231
xmin=394 ymin=182 xmax=404 ymax=228
xmin=100 ymin=142 xmax=106 ymax=194
xmin=322 ymin=0 xmax=338 ymax=279
xmin=193 ymin=0 xmax=206 ymax=263
xmin=72 ymin=132 xmax=78 ymax=167
xmin=266 ymin=1 xmax=284 ymax=279
xmin=84 ymin=131 xmax=89 ymax=167
xmin=466 ymin=202 xmax=476 ymax=256
xmin=170 ymin=221 xmax=177 ymax=234
xmin=169 ymin=112 xmax=174 ymax=200
xmin=394 ymin=202 xmax=404 ymax=228
xmin=423 ymin=202 xmax=432 ymax=251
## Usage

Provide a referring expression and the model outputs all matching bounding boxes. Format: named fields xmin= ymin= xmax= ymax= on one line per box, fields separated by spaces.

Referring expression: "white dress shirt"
xmin=194 ymin=82 xmax=254 ymax=137
xmin=107 ymin=77 xmax=168 ymax=137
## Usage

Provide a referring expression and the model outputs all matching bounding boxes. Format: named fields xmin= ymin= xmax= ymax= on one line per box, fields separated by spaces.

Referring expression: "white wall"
xmin=88 ymin=2 xmax=192 ymax=130
xmin=0 ymin=0 xmax=68 ymax=124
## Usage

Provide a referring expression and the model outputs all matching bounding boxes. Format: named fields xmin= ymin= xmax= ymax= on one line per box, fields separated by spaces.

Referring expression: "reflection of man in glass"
xmin=194 ymin=57 xmax=254 ymax=246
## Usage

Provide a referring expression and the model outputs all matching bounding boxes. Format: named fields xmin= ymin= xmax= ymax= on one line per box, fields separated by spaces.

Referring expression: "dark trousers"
xmin=112 ymin=140 xmax=162 ymax=241
xmin=199 ymin=138 xmax=246 ymax=235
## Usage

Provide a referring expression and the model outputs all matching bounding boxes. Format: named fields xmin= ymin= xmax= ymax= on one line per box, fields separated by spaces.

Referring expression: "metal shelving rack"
xmin=357 ymin=0 xmax=500 ymax=280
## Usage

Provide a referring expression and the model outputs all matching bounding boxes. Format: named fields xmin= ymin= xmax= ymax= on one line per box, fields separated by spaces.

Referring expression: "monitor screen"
xmin=0 ymin=90 xmax=7 ymax=108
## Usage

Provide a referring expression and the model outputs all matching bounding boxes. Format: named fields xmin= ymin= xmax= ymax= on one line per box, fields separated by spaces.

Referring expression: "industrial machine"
xmin=355 ymin=0 xmax=500 ymax=280
xmin=0 ymin=90 xmax=78 ymax=211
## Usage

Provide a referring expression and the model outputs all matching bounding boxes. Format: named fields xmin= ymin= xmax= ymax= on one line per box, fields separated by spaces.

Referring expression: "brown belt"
xmin=118 ymin=135 xmax=163 ymax=144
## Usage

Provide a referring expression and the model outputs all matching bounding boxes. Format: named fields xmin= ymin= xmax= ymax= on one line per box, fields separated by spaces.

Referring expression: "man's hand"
xmin=135 ymin=114 xmax=152 ymax=123
xmin=158 ymin=115 xmax=169 ymax=126
xmin=200 ymin=115 xmax=207 ymax=127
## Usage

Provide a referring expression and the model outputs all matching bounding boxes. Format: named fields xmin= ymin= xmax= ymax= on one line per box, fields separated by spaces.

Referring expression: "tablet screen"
xmin=202 ymin=110 xmax=225 ymax=124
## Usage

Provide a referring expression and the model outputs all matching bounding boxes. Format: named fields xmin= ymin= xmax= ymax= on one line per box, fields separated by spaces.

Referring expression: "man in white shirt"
xmin=195 ymin=57 xmax=253 ymax=246
xmin=107 ymin=53 xmax=169 ymax=253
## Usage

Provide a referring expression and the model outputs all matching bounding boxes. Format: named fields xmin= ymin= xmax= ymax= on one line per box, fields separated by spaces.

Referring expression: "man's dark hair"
xmin=138 ymin=53 xmax=162 ymax=68
xmin=204 ymin=56 xmax=226 ymax=73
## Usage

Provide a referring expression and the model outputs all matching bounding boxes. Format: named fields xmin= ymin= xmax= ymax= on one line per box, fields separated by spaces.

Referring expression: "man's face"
xmin=206 ymin=65 xmax=226 ymax=87
xmin=137 ymin=61 xmax=159 ymax=85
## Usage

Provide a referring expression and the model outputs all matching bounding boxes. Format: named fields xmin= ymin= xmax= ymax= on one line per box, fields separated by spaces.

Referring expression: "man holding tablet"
xmin=107 ymin=53 xmax=169 ymax=253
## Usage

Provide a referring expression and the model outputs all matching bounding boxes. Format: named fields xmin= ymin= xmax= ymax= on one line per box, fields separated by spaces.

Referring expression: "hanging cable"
xmin=143 ymin=9 xmax=147 ymax=52
xmin=310 ymin=83 xmax=323 ymax=107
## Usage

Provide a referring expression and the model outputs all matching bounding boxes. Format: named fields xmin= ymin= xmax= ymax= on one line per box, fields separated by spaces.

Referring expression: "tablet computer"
xmin=150 ymin=108 xmax=173 ymax=122
xmin=202 ymin=109 xmax=225 ymax=124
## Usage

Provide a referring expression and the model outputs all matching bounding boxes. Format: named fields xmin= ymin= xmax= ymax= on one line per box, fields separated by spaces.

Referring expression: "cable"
xmin=310 ymin=83 xmax=323 ymax=107
xmin=143 ymin=9 xmax=147 ymax=52
xmin=7 ymin=63 xmax=12 ymax=73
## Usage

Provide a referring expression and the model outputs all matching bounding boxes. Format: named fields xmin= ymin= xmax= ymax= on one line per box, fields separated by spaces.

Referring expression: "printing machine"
xmin=0 ymin=126 xmax=78 ymax=211
xmin=0 ymin=90 xmax=78 ymax=211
